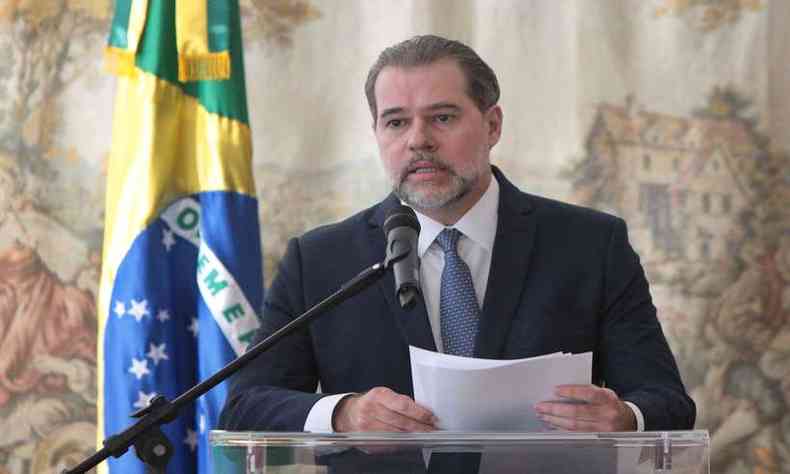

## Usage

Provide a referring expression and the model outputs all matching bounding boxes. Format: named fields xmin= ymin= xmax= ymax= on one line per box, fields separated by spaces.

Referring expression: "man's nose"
xmin=407 ymin=120 xmax=436 ymax=152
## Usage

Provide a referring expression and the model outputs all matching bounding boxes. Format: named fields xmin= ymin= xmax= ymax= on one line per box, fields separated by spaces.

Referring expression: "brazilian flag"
xmin=98 ymin=1 xmax=262 ymax=472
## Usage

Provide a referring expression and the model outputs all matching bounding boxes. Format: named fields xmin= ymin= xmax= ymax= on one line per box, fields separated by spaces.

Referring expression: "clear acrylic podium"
xmin=210 ymin=430 xmax=709 ymax=473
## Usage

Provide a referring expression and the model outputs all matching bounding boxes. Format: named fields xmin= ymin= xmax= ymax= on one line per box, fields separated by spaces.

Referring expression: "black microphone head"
xmin=383 ymin=205 xmax=421 ymax=309
xmin=383 ymin=205 xmax=420 ymax=236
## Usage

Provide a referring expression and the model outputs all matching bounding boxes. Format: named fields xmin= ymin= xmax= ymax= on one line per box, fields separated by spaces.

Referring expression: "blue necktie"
xmin=436 ymin=228 xmax=480 ymax=356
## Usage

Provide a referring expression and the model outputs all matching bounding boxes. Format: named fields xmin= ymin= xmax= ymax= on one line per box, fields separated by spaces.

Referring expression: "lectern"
xmin=210 ymin=430 xmax=709 ymax=473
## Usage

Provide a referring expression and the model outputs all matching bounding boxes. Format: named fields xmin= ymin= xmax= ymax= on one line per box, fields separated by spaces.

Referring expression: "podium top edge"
xmin=208 ymin=430 xmax=710 ymax=447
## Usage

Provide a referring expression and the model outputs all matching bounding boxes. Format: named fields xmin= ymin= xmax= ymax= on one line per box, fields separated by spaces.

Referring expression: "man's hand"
xmin=332 ymin=387 xmax=438 ymax=432
xmin=534 ymin=384 xmax=636 ymax=432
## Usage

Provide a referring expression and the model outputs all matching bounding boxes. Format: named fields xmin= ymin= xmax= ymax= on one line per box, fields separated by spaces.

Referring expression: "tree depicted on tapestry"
xmin=241 ymin=0 xmax=322 ymax=47
xmin=655 ymin=0 xmax=765 ymax=32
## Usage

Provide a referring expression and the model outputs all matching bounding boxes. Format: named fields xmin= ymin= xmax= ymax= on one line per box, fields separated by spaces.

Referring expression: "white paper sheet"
xmin=409 ymin=346 xmax=592 ymax=431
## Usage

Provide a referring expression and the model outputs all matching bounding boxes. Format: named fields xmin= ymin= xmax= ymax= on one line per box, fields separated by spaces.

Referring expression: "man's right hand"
xmin=332 ymin=386 xmax=438 ymax=432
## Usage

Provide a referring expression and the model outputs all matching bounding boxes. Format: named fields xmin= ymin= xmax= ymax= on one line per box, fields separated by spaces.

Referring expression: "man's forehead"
xmin=374 ymin=60 xmax=470 ymax=109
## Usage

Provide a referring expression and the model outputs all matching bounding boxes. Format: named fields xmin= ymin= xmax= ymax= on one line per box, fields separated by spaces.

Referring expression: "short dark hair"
xmin=365 ymin=35 xmax=500 ymax=124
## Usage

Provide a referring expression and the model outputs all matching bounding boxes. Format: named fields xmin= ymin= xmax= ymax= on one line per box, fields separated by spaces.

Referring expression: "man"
xmin=220 ymin=35 xmax=695 ymax=434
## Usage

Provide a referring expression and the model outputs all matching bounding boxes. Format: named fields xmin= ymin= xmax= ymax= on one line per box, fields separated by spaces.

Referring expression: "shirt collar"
xmin=411 ymin=177 xmax=499 ymax=257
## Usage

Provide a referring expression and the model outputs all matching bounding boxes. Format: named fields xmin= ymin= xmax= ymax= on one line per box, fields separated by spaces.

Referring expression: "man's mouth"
xmin=411 ymin=166 xmax=440 ymax=174
xmin=405 ymin=160 xmax=447 ymax=178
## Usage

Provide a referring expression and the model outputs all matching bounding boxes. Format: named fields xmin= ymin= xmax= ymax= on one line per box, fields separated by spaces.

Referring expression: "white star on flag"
xmin=133 ymin=390 xmax=157 ymax=410
xmin=188 ymin=317 xmax=199 ymax=337
xmin=113 ymin=301 xmax=126 ymax=318
xmin=156 ymin=309 xmax=171 ymax=323
xmin=128 ymin=357 xmax=150 ymax=380
xmin=128 ymin=299 xmax=150 ymax=323
xmin=162 ymin=228 xmax=176 ymax=252
xmin=146 ymin=342 xmax=169 ymax=365
xmin=184 ymin=428 xmax=198 ymax=452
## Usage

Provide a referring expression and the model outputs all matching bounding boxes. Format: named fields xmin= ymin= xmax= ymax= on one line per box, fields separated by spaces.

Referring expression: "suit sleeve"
xmin=599 ymin=218 xmax=696 ymax=430
xmin=219 ymin=237 xmax=326 ymax=431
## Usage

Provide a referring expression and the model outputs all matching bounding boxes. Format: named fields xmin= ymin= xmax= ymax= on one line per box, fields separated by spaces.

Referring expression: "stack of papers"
xmin=409 ymin=346 xmax=592 ymax=431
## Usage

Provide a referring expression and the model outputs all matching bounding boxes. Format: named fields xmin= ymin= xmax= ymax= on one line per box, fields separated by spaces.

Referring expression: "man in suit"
xmin=219 ymin=35 xmax=695 ymax=434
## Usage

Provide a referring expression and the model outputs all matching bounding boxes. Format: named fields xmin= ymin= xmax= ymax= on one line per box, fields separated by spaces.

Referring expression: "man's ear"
xmin=486 ymin=105 xmax=503 ymax=148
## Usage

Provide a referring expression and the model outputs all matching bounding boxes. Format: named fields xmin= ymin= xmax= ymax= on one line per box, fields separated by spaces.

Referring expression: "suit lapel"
xmin=368 ymin=194 xmax=436 ymax=351
xmin=475 ymin=168 xmax=537 ymax=359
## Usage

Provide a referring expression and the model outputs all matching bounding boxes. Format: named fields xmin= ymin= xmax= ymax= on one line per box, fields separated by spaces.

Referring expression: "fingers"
xmin=377 ymin=388 xmax=436 ymax=425
xmin=554 ymin=384 xmax=618 ymax=404
xmin=333 ymin=386 xmax=438 ymax=433
xmin=537 ymin=413 xmax=605 ymax=432
xmin=534 ymin=385 xmax=635 ymax=432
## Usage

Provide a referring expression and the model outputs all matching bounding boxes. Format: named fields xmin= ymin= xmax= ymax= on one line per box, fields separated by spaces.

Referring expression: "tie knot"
xmin=436 ymin=228 xmax=462 ymax=254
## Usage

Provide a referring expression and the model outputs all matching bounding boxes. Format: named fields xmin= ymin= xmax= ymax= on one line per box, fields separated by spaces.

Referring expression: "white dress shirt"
xmin=304 ymin=177 xmax=644 ymax=432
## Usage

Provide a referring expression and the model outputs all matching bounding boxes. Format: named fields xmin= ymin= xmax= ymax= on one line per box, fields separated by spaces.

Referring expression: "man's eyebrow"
xmin=379 ymin=103 xmax=461 ymax=121
xmin=379 ymin=107 xmax=405 ymax=120
xmin=425 ymin=102 xmax=461 ymax=112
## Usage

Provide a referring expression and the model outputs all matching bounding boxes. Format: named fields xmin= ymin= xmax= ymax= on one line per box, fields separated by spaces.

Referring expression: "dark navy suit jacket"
xmin=219 ymin=168 xmax=695 ymax=432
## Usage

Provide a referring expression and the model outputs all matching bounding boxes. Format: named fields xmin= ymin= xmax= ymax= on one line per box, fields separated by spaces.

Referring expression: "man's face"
xmin=373 ymin=59 xmax=502 ymax=216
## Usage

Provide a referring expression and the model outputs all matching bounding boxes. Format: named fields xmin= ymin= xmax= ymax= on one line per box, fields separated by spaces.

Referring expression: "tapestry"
xmin=0 ymin=1 xmax=787 ymax=473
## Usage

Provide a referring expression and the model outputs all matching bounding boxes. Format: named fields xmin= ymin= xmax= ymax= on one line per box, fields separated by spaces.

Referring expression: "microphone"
xmin=383 ymin=205 xmax=421 ymax=309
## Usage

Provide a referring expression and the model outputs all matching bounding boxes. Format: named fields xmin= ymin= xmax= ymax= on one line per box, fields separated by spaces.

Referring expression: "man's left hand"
xmin=534 ymin=384 xmax=636 ymax=432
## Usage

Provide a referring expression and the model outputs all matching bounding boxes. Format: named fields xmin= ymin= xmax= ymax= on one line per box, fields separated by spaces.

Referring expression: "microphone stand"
xmin=65 ymin=247 xmax=410 ymax=474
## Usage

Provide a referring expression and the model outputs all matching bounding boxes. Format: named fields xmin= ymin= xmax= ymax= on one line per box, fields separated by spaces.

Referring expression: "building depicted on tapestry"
xmin=577 ymin=93 xmax=763 ymax=266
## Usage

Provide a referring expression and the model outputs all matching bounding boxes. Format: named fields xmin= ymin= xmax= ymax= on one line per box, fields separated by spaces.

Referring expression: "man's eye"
xmin=386 ymin=119 xmax=405 ymax=128
xmin=435 ymin=114 xmax=454 ymax=123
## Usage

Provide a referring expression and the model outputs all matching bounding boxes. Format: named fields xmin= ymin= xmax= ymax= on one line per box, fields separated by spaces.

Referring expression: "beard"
xmin=391 ymin=152 xmax=482 ymax=210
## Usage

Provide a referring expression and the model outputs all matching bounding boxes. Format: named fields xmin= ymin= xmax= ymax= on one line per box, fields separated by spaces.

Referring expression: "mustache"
xmin=398 ymin=153 xmax=454 ymax=183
